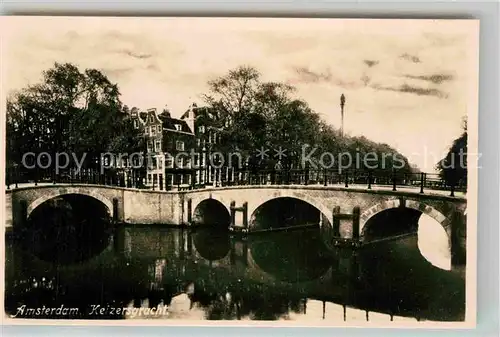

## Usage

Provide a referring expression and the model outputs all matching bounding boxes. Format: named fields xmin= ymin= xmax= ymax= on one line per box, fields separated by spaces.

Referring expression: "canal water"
xmin=4 ymin=224 xmax=465 ymax=322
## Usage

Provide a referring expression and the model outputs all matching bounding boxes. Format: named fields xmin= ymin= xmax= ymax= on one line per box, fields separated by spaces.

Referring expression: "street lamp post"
xmin=340 ymin=94 xmax=346 ymax=137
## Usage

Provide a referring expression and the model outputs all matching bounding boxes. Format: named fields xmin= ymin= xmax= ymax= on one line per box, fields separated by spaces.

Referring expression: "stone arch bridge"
xmin=5 ymin=183 xmax=466 ymax=266
xmin=185 ymin=186 xmax=465 ymax=232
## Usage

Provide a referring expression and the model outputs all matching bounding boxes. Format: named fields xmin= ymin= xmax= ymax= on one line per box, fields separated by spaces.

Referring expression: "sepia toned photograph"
xmin=1 ymin=17 xmax=478 ymax=326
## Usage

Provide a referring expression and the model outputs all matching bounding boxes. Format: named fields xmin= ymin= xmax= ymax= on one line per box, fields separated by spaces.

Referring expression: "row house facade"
xmin=159 ymin=110 xmax=196 ymax=188
xmin=131 ymin=107 xmax=197 ymax=189
xmin=128 ymin=103 xmax=228 ymax=190
xmin=180 ymin=103 xmax=224 ymax=186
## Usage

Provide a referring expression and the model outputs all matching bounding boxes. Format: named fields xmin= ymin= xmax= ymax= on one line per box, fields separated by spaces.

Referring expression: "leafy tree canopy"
xmin=6 ymin=62 xmax=143 ymax=172
xmin=436 ymin=117 xmax=467 ymax=187
xmin=203 ymin=66 xmax=414 ymax=172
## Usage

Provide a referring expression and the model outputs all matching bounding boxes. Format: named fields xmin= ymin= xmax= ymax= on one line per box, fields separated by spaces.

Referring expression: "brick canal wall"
xmin=122 ymin=189 xmax=183 ymax=225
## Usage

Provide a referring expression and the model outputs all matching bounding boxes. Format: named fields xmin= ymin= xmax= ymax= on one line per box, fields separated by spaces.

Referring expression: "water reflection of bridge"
xmin=114 ymin=226 xmax=465 ymax=322
xmin=4 ymin=223 xmax=464 ymax=321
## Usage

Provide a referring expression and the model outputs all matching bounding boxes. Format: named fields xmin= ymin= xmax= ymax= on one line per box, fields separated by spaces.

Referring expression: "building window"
xmin=147 ymin=141 xmax=153 ymax=152
xmin=165 ymin=154 xmax=173 ymax=168
xmin=155 ymin=140 xmax=161 ymax=152
xmin=176 ymin=141 xmax=184 ymax=151
xmin=131 ymin=155 xmax=138 ymax=167
xmin=148 ymin=174 xmax=152 ymax=183
xmin=198 ymin=125 xmax=205 ymax=134
xmin=152 ymin=126 xmax=156 ymax=135
xmin=158 ymin=158 xmax=163 ymax=169
xmin=175 ymin=124 xmax=182 ymax=131
xmin=176 ymin=156 xmax=184 ymax=168
xmin=157 ymin=125 xmax=162 ymax=133
xmin=196 ymin=138 xmax=201 ymax=147
xmin=208 ymin=131 xmax=217 ymax=144
xmin=118 ymin=156 xmax=127 ymax=168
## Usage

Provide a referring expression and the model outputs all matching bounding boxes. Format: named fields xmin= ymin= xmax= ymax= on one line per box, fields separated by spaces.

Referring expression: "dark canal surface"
xmin=5 ymin=224 xmax=465 ymax=322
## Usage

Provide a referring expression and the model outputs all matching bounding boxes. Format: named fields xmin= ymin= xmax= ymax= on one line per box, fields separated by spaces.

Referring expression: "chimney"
xmin=185 ymin=104 xmax=196 ymax=134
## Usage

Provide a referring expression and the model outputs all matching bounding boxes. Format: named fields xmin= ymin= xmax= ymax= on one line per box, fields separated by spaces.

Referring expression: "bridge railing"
xmin=5 ymin=167 xmax=465 ymax=197
xmin=5 ymin=168 xmax=143 ymax=190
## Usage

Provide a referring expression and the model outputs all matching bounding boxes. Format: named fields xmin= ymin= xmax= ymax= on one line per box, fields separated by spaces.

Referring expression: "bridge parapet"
xmin=6 ymin=168 xmax=465 ymax=197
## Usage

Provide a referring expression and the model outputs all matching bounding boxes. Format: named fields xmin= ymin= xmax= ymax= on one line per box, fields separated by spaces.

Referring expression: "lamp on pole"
xmin=340 ymin=94 xmax=346 ymax=137
xmin=339 ymin=94 xmax=346 ymax=176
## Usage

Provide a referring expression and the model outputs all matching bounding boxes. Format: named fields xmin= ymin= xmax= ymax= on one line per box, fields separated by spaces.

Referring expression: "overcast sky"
xmin=2 ymin=17 xmax=478 ymax=171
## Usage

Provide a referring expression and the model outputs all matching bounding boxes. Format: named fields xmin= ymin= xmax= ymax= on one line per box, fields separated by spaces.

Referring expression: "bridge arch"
xmin=249 ymin=196 xmax=332 ymax=232
xmin=359 ymin=198 xmax=451 ymax=242
xmin=191 ymin=194 xmax=231 ymax=214
xmin=192 ymin=197 xmax=231 ymax=227
xmin=22 ymin=189 xmax=114 ymax=265
xmin=247 ymin=190 xmax=332 ymax=227
xmin=27 ymin=188 xmax=113 ymax=218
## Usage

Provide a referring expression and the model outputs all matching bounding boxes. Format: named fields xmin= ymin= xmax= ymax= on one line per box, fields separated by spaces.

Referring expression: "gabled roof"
xmin=138 ymin=111 xmax=148 ymax=123
xmin=180 ymin=104 xmax=220 ymax=121
xmin=130 ymin=106 xmax=196 ymax=134
xmin=179 ymin=109 xmax=191 ymax=120
xmin=134 ymin=108 xmax=163 ymax=126
xmin=160 ymin=116 xmax=193 ymax=134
